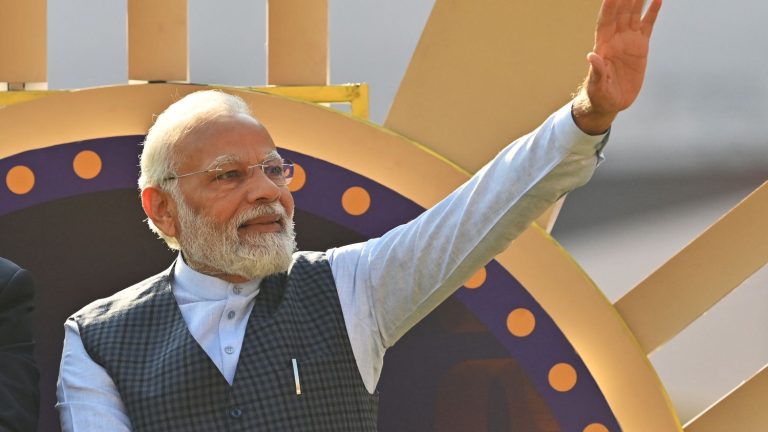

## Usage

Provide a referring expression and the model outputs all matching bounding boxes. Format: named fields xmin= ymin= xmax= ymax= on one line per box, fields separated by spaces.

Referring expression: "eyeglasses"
xmin=164 ymin=158 xmax=295 ymax=188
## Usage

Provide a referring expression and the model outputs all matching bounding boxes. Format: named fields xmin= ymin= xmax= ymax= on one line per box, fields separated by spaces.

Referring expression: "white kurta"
xmin=57 ymin=103 xmax=607 ymax=431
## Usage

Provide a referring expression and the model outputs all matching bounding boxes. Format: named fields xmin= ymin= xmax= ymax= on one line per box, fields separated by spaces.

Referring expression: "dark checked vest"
xmin=73 ymin=252 xmax=379 ymax=431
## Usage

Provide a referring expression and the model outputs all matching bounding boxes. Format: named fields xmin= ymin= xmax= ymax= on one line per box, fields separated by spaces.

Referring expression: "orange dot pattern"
xmin=2 ymin=145 xmax=616 ymax=430
xmin=583 ymin=423 xmax=610 ymax=432
xmin=341 ymin=186 xmax=371 ymax=216
xmin=73 ymin=150 xmax=102 ymax=180
xmin=288 ymin=162 xmax=306 ymax=192
xmin=506 ymin=308 xmax=536 ymax=337
xmin=463 ymin=266 xmax=486 ymax=289
xmin=5 ymin=165 xmax=35 ymax=195
xmin=548 ymin=362 xmax=578 ymax=392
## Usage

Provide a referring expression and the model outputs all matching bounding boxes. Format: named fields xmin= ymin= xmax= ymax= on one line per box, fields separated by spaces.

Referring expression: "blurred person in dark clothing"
xmin=0 ymin=257 xmax=39 ymax=432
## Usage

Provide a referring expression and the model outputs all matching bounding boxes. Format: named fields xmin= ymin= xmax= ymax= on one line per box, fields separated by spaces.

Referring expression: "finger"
xmin=596 ymin=0 xmax=620 ymax=52
xmin=630 ymin=0 xmax=643 ymax=31
xmin=613 ymin=0 xmax=633 ymax=32
xmin=617 ymin=9 xmax=631 ymax=32
xmin=631 ymin=0 xmax=645 ymax=14
xmin=587 ymin=52 xmax=606 ymax=84
xmin=641 ymin=0 xmax=662 ymax=36
xmin=596 ymin=0 xmax=620 ymax=30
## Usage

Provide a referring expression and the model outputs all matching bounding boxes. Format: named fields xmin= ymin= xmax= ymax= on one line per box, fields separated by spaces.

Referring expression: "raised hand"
xmin=573 ymin=0 xmax=662 ymax=134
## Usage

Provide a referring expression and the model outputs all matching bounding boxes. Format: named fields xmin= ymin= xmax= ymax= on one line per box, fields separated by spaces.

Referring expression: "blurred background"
xmin=26 ymin=0 xmax=768 ymax=423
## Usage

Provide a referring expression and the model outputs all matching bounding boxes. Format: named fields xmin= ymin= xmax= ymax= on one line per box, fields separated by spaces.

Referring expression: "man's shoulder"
xmin=0 ymin=257 xmax=29 ymax=290
xmin=284 ymin=251 xmax=338 ymax=292
xmin=71 ymin=268 xmax=171 ymax=325
xmin=291 ymin=250 xmax=328 ymax=266
xmin=0 ymin=257 xmax=22 ymax=277
xmin=0 ymin=258 xmax=34 ymax=318
xmin=289 ymin=251 xmax=337 ymax=279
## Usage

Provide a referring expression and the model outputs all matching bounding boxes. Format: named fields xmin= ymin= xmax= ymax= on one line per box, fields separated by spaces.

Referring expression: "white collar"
xmin=172 ymin=254 xmax=262 ymax=303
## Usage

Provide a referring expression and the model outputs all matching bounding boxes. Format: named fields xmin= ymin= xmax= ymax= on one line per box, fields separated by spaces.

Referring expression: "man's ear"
xmin=141 ymin=186 xmax=178 ymax=238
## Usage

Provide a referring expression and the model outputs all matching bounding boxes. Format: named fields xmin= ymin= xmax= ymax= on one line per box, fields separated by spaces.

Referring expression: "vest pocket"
xmin=237 ymin=355 xmax=366 ymax=413
xmin=227 ymin=360 xmax=312 ymax=429
xmin=290 ymin=356 xmax=374 ymax=421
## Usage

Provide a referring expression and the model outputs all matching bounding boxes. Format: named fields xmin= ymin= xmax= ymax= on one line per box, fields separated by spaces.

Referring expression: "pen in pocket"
xmin=292 ymin=358 xmax=302 ymax=395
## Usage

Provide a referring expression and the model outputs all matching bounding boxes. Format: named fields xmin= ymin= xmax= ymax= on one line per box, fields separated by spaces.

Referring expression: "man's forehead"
xmin=205 ymin=150 xmax=281 ymax=167
xmin=174 ymin=114 xmax=278 ymax=165
xmin=177 ymin=113 xmax=271 ymax=145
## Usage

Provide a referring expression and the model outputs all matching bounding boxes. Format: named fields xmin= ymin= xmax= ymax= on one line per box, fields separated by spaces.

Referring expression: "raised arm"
xmin=573 ymin=0 xmax=662 ymax=134
xmin=330 ymin=104 xmax=608 ymax=392
xmin=330 ymin=0 xmax=663 ymax=394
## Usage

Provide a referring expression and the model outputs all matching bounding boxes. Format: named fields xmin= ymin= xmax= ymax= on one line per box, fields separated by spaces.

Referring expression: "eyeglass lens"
xmin=211 ymin=159 xmax=294 ymax=187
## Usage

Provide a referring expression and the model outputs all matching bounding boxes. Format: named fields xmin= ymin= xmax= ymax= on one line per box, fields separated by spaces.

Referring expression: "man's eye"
xmin=215 ymin=169 xmax=243 ymax=181
xmin=263 ymin=165 xmax=284 ymax=177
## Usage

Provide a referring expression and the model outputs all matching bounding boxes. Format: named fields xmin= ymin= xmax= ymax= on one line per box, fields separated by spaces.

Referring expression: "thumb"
xmin=587 ymin=52 xmax=606 ymax=85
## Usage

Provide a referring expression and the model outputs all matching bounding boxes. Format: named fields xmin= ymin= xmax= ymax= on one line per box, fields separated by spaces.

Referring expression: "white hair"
xmin=139 ymin=90 xmax=253 ymax=248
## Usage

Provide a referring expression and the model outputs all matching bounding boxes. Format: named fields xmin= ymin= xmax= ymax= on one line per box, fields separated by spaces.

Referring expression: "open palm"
xmin=586 ymin=0 xmax=662 ymax=114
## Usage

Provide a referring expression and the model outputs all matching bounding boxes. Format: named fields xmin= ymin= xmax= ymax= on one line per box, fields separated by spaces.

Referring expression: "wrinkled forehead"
xmin=174 ymin=113 xmax=278 ymax=169
xmin=205 ymin=150 xmax=282 ymax=167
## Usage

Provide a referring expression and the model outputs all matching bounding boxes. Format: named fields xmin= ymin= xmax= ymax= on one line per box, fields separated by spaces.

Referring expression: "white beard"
xmin=175 ymin=199 xmax=296 ymax=280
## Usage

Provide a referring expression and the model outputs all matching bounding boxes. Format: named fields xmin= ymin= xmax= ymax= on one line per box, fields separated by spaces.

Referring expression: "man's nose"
xmin=244 ymin=169 xmax=282 ymax=203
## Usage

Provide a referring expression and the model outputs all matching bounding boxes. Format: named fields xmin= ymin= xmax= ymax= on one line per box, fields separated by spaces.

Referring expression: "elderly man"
xmin=57 ymin=0 xmax=661 ymax=430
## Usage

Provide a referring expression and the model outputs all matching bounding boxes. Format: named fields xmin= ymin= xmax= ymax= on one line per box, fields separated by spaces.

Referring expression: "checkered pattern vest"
xmin=74 ymin=252 xmax=379 ymax=431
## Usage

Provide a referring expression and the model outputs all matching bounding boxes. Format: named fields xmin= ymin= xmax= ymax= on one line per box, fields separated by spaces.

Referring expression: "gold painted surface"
xmin=0 ymin=85 xmax=204 ymax=159
xmin=499 ymin=228 xmax=682 ymax=431
xmin=0 ymin=84 xmax=367 ymax=117
xmin=0 ymin=84 xmax=464 ymax=207
xmin=615 ymin=182 xmax=768 ymax=355
xmin=251 ymin=84 xmax=369 ymax=119
xmin=128 ymin=0 xmax=188 ymax=81
xmin=684 ymin=364 xmax=768 ymax=432
xmin=385 ymin=0 xmax=600 ymax=173
xmin=351 ymin=82 xmax=369 ymax=119
xmin=267 ymin=0 xmax=328 ymax=85
xmin=0 ymin=85 xmax=681 ymax=430
xmin=535 ymin=198 xmax=566 ymax=233
xmin=0 ymin=0 xmax=46 ymax=82
xmin=0 ymin=91 xmax=63 ymax=107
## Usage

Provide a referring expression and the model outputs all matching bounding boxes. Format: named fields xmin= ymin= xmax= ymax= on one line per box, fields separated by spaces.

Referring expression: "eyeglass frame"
xmin=162 ymin=156 xmax=295 ymax=187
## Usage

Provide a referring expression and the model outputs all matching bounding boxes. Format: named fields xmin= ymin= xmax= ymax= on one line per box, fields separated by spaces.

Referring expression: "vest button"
xmin=230 ymin=408 xmax=243 ymax=418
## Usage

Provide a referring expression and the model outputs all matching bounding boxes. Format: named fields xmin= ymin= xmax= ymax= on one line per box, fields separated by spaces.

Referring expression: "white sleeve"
xmin=57 ymin=319 xmax=133 ymax=432
xmin=328 ymin=103 xmax=608 ymax=393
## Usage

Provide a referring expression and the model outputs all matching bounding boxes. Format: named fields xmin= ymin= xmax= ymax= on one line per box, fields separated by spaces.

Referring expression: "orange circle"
xmin=583 ymin=423 xmax=610 ymax=432
xmin=288 ymin=162 xmax=306 ymax=192
xmin=5 ymin=165 xmax=35 ymax=195
xmin=463 ymin=266 xmax=486 ymax=289
xmin=548 ymin=363 xmax=578 ymax=392
xmin=506 ymin=308 xmax=536 ymax=337
xmin=73 ymin=150 xmax=102 ymax=179
xmin=341 ymin=186 xmax=371 ymax=216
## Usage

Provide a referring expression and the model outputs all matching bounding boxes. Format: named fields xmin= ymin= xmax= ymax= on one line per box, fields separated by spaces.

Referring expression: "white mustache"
xmin=234 ymin=202 xmax=290 ymax=230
